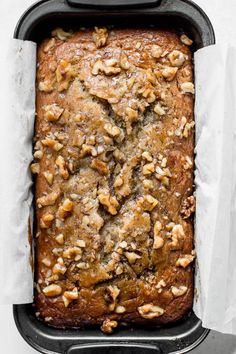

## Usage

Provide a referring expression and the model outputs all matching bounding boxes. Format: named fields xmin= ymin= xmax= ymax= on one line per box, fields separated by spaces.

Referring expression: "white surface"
xmin=0 ymin=0 xmax=236 ymax=352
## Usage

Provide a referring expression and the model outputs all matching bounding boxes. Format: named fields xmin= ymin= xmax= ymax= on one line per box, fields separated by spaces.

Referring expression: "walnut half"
xmin=138 ymin=304 xmax=165 ymax=319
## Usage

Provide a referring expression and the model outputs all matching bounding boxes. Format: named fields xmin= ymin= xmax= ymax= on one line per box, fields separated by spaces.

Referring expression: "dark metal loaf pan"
xmin=13 ymin=0 xmax=215 ymax=353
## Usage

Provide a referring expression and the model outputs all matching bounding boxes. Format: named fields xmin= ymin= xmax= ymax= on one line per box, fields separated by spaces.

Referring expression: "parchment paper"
xmin=0 ymin=39 xmax=36 ymax=304
xmin=194 ymin=44 xmax=236 ymax=334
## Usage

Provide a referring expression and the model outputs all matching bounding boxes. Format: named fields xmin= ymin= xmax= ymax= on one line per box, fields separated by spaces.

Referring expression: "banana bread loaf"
xmin=32 ymin=27 xmax=195 ymax=333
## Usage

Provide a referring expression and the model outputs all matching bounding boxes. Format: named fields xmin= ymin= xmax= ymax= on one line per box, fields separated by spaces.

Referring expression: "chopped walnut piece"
xmin=143 ymin=162 xmax=155 ymax=175
xmin=180 ymin=34 xmax=193 ymax=46
xmin=151 ymin=45 xmax=162 ymax=58
xmin=120 ymin=54 xmax=130 ymax=70
xmin=141 ymin=194 xmax=159 ymax=211
xmin=156 ymin=279 xmax=166 ymax=290
xmin=42 ymin=284 xmax=62 ymax=297
xmin=143 ymin=179 xmax=154 ymax=190
xmin=170 ymin=224 xmax=185 ymax=247
xmin=105 ymin=285 xmax=120 ymax=311
xmin=104 ymin=123 xmax=120 ymax=137
xmin=43 ymin=104 xmax=64 ymax=122
xmin=168 ymin=50 xmax=186 ymax=67
xmin=161 ymin=67 xmax=178 ymax=81
xmin=37 ymin=191 xmax=60 ymax=208
xmin=138 ymin=304 xmax=165 ymax=319
xmin=183 ymin=121 xmax=194 ymax=138
xmin=31 ymin=163 xmax=40 ymax=174
xmin=175 ymin=116 xmax=188 ymax=137
xmin=153 ymin=221 xmax=164 ymax=249
xmin=40 ymin=213 xmax=54 ymax=229
xmin=181 ymin=82 xmax=195 ymax=94
xmin=56 ymin=59 xmax=77 ymax=92
xmin=92 ymin=27 xmax=108 ymax=48
xmin=44 ymin=38 xmax=56 ymax=53
xmin=92 ymin=60 xmax=121 ymax=76
xmin=58 ymin=198 xmax=74 ymax=220
xmin=181 ymin=195 xmax=195 ymax=219
xmin=114 ymin=175 xmax=123 ymax=188
xmin=183 ymin=155 xmax=193 ymax=170
xmin=42 ymin=138 xmax=63 ymax=151
xmin=52 ymin=28 xmax=73 ymax=40
xmin=91 ymin=159 xmax=108 ymax=175
xmin=98 ymin=192 xmax=119 ymax=215
xmin=176 ymin=254 xmax=195 ymax=268
xmin=101 ymin=319 xmax=118 ymax=334
xmin=63 ymin=246 xmax=82 ymax=261
xmin=52 ymin=261 xmax=67 ymax=275
xmin=76 ymin=240 xmax=86 ymax=248
xmin=142 ymin=151 xmax=153 ymax=162
xmin=154 ymin=103 xmax=166 ymax=116
xmin=124 ymin=251 xmax=141 ymax=264
xmin=42 ymin=258 xmax=51 ymax=267
xmin=55 ymin=233 xmax=64 ymax=245
xmin=38 ymin=80 xmax=53 ymax=93
xmin=125 ymin=107 xmax=138 ymax=133
xmin=171 ymin=285 xmax=188 ymax=297
xmin=56 ymin=155 xmax=69 ymax=179
xmin=72 ymin=129 xmax=85 ymax=147
xmin=34 ymin=150 xmax=43 ymax=160
xmin=43 ymin=171 xmax=54 ymax=185
xmin=76 ymin=262 xmax=89 ymax=269
xmin=115 ymin=305 xmax=126 ymax=314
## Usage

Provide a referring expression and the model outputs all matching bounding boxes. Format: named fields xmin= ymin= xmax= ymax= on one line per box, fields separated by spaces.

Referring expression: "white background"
xmin=1 ymin=0 xmax=236 ymax=353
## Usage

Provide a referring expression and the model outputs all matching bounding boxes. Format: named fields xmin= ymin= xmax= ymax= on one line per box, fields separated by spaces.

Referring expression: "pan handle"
xmin=66 ymin=0 xmax=161 ymax=8
xmin=66 ymin=343 xmax=162 ymax=353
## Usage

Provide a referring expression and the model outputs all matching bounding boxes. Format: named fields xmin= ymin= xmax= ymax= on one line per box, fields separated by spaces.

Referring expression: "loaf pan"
xmin=13 ymin=0 xmax=215 ymax=353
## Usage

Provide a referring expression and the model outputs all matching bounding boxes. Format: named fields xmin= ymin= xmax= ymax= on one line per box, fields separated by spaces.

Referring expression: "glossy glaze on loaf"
xmin=33 ymin=28 xmax=195 ymax=333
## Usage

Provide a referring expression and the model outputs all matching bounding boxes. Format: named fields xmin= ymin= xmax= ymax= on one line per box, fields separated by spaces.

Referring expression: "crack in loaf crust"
xmin=32 ymin=27 xmax=195 ymax=333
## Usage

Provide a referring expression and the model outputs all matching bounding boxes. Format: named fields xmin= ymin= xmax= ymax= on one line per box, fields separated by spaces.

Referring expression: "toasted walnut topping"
xmin=52 ymin=28 xmax=73 ymax=40
xmin=138 ymin=194 xmax=158 ymax=211
xmin=143 ymin=179 xmax=154 ymax=190
xmin=43 ymin=104 xmax=64 ymax=122
xmin=180 ymin=34 xmax=193 ymax=46
xmin=104 ymin=123 xmax=120 ymax=137
xmin=114 ymin=175 xmax=123 ymax=188
xmin=119 ymin=241 xmax=128 ymax=249
xmin=115 ymin=305 xmax=126 ymax=314
xmin=171 ymin=224 xmax=185 ymax=247
xmin=175 ymin=116 xmax=188 ymax=137
xmin=63 ymin=247 xmax=82 ymax=261
xmin=153 ymin=221 xmax=164 ymax=249
xmin=181 ymin=195 xmax=195 ymax=219
xmin=42 ymin=258 xmax=51 ymax=267
xmin=125 ymin=107 xmax=138 ymax=121
xmin=31 ymin=163 xmax=40 ymax=174
xmin=124 ymin=251 xmax=141 ymax=264
xmin=105 ymin=285 xmax=120 ymax=311
xmin=76 ymin=240 xmax=86 ymax=248
xmin=168 ymin=50 xmax=186 ymax=67
xmin=142 ymin=151 xmax=153 ymax=162
xmin=91 ymin=159 xmax=108 ymax=175
xmin=151 ymin=45 xmax=162 ymax=58
xmin=120 ymin=54 xmax=130 ymax=70
xmin=183 ymin=121 xmax=194 ymax=138
xmin=138 ymin=304 xmax=165 ymax=319
xmin=42 ymin=138 xmax=63 ymax=151
xmin=64 ymin=287 xmax=79 ymax=300
xmin=171 ymin=285 xmax=188 ymax=297
xmin=43 ymin=171 xmax=54 ymax=185
xmin=58 ymin=198 xmax=74 ymax=220
xmin=43 ymin=284 xmax=62 ymax=297
xmin=101 ymin=319 xmax=118 ymax=334
xmin=166 ymin=222 xmax=175 ymax=231
xmin=161 ymin=67 xmax=178 ymax=81
xmin=44 ymin=38 xmax=56 ymax=52
xmin=34 ymin=150 xmax=43 ymax=160
xmin=183 ymin=156 xmax=193 ymax=170
xmin=156 ymin=279 xmax=166 ymax=289
xmin=76 ymin=262 xmax=89 ymax=269
xmin=56 ymin=155 xmax=69 ymax=179
xmin=40 ymin=213 xmax=54 ymax=229
xmin=92 ymin=60 xmax=121 ymax=76
xmin=56 ymin=59 xmax=76 ymax=92
xmin=37 ymin=191 xmax=60 ymax=208
xmin=55 ymin=233 xmax=64 ymax=245
xmin=176 ymin=254 xmax=195 ymax=268
xmin=92 ymin=27 xmax=108 ymax=48
xmin=98 ymin=192 xmax=119 ymax=215
xmin=181 ymin=82 xmax=195 ymax=94
xmin=143 ymin=163 xmax=155 ymax=175
xmin=154 ymin=103 xmax=166 ymax=116
xmin=52 ymin=261 xmax=67 ymax=275
xmin=38 ymin=80 xmax=53 ymax=93
xmin=72 ymin=129 xmax=85 ymax=147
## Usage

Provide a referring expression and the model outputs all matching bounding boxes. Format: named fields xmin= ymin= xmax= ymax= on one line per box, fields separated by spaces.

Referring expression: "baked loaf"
xmin=33 ymin=27 xmax=195 ymax=333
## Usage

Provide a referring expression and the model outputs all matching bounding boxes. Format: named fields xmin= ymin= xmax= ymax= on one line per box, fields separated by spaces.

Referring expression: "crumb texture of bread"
xmin=33 ymin=27 xmax=195 ymax=333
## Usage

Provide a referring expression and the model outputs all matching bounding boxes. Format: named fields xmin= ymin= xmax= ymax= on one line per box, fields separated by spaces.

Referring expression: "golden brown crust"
xmin=33 ymin=28 xmax=195 ymax=332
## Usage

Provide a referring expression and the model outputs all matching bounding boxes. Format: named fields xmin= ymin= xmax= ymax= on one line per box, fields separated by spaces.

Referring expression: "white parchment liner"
xmin=0 ymin=39 xmax=36 ymax=304
xmin=1 ymin=39 xmax=236 ymax=335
